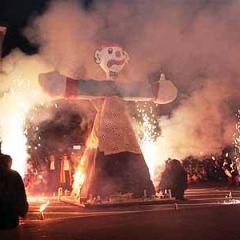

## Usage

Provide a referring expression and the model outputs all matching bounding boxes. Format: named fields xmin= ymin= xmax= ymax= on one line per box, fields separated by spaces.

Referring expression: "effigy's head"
xmin=94 ymin=42 xmax=129 ymax=79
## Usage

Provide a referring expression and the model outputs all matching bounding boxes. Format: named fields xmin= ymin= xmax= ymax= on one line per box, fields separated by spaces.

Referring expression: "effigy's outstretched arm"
xmin=39 ymin=71 xmax=116 ymax=99
xmin=39 ymin=71 xmax=177 ymax=104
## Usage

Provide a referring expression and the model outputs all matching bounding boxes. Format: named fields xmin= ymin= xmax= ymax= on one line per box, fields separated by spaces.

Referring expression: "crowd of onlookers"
xmin=180 ymin=154 xmax=240 ymax=186
xmin=24 ymin=151 xmax=240 ymax=196
xmin=24 ymin=152 xmax=83 ymax=195
xmin=181 ymin=155 xmax=227 ymax=183
xmin=156 ymin=154 xmax=240 ymax=200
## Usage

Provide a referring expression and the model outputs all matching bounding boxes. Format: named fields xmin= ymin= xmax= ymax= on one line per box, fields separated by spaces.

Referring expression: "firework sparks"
xmin=134 ymin=102 xmax=160 ymax=144
xmin=0 ymin=52 xmax=50 ymax=176
xmin=133 ymin=102 xmax=161 ymax=178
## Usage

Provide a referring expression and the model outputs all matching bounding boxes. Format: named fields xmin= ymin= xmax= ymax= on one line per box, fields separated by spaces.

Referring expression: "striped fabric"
xmin=65 ymin=78 xmax=118 ymax=98
xmin=39 ymin=71 xmax=154 ymax=100
xmin=38 ymin=71 xmax=178 ymax=103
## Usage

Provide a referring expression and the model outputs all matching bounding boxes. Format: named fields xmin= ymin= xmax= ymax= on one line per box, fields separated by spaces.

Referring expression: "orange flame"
xmin=72 ymin=160 xmax=86 ymax=198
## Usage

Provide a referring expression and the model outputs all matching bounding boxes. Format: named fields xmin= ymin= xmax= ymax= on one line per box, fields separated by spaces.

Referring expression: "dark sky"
xmin=0 ymin=0 xmax=92 ymax=56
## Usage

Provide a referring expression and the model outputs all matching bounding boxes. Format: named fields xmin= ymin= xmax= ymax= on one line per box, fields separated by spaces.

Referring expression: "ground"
xmin=1 ymin=182 xmax=240 ymax=240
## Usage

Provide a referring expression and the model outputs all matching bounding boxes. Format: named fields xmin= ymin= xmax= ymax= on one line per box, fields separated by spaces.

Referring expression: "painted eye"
xmin=108 ymin=48 xmax=113 ymax=54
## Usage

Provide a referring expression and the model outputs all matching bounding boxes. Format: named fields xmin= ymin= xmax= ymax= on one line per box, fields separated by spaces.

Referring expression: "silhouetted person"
xmin=0 ymin=154 xmax=28 ymax=229
xmin=60 ymin=154 xmax=72 ymax=191
xmin=171 ymin=159 xmax=188 ymax=200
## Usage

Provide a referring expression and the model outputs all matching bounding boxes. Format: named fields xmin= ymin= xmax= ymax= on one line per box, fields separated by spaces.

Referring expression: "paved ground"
xmin=1 ymin=183 xmax=240 ymax=240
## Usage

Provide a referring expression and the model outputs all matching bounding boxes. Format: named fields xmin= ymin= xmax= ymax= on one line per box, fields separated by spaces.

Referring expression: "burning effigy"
xmin=37 ymin=43 xmax=177 ymax=201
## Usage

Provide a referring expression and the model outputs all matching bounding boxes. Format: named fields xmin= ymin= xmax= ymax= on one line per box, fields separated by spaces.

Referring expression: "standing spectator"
xmin=47 ymin=154 xmax=58 ymax=193
xmin=171 ymin=159 xmax=188 ymax=200
xmin=0 ymin=154 xmax=28 ymax=229
xmin=60 ymin=153 xmax=72 ymax=191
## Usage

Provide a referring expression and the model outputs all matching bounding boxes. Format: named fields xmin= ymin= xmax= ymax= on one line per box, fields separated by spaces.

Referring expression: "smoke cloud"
xmin=3 ymin=0 xmax=240 ymax=173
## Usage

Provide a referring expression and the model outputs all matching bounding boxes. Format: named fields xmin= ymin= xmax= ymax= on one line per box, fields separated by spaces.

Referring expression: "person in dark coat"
xmin=170 ymin=159 xmax=188 ymax=200
xmin=0 ymin=154 xmax=28 ymax=229
xmin=47 ymin=154 xmax=59 ymax=193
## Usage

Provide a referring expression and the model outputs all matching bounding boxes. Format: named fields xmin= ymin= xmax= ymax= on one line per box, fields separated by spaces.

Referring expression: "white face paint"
xmin=94 ymin=45 xmax=129 ymax=80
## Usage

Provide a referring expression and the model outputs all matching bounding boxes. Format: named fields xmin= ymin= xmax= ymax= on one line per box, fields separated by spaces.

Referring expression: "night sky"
xmin=0 ymin=0 xmax=92 ymax=56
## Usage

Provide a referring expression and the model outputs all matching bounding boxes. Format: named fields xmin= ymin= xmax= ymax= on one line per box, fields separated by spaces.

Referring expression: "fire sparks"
xmin=134 ymin=102 xmax=160 ymax=144
xmin=132 ymin=102 xmax=161 ymax=179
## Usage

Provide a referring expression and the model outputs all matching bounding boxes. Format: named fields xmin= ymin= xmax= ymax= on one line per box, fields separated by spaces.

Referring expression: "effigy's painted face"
xmin=94 ymin=44 xmax=129 ymax=79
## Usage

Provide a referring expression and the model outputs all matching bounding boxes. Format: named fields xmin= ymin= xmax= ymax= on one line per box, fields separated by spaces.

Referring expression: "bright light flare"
xmin=0 ymin=51 xmax=51 ymax=176
xmin=141 ymin=141 xmax=158 ymax=179
xmin=72 ymin=161 xmax=86 ymax=198
xmin=39 ymin=200 xmax=50 ymax=212
xmin=0 ymin=87 xmax=31 ymax=176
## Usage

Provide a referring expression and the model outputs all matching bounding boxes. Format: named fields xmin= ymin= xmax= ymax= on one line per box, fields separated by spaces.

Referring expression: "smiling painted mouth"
xmin=107 ymin=59 xmax=125 ymax=68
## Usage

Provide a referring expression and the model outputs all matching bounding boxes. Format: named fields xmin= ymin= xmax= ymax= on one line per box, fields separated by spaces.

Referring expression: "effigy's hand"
xmin=152 ymin=73 xmax=178 ymax=104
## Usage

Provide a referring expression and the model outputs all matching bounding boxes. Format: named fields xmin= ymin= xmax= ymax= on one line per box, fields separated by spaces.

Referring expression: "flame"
xmin=72 ymin=160 xmax=86 ymax=198
xmin=39 ymin=200 xmax=50 ymax=212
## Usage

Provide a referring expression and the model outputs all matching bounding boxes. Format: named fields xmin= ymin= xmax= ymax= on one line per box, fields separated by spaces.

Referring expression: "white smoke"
xmin=2 ymin=0 xmax=240 ymax=174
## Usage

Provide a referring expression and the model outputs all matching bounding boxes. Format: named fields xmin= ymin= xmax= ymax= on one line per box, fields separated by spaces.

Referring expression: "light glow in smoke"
xmin=39 ymin=200 xmax=50 ymax=212
xmin=0 ymin=80 xmax=35 ymax=175
xmin=141 ymin=141 xmax=159 ymax=180
xmin=0 ymin=51 xmax=50 ymax=176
